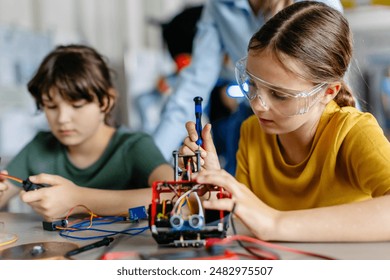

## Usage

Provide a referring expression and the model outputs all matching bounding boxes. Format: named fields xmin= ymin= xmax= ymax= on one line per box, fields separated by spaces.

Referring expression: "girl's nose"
xmin=251 ymin=94 xmax=269 ymax=112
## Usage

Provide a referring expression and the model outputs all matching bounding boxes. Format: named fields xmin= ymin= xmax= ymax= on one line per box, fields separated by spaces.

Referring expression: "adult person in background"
xmin=136 ymin=5 xmax=203 ymax=134
xmin=137 ymin=5 xmax=236 ymax=149
xmin=153 ymin=0 xmax=343 ymax=175
xmin=0 ymin=45 xmax=173 ymax=220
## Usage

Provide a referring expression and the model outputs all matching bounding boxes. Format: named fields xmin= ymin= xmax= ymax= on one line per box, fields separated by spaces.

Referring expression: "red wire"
xmin=207 ymin=235 xmax=334 ymax=260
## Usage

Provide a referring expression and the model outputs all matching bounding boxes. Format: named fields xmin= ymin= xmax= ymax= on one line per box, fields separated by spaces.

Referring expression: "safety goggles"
xmin=235 ymin=57 xmax=327 ymax=116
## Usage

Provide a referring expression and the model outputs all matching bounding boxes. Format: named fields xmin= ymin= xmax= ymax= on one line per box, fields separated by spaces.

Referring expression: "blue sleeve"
xmin=152 ymin=1 xmax=225 ymax=160
xmin=296 ymin=0 xmax=343 ymax=12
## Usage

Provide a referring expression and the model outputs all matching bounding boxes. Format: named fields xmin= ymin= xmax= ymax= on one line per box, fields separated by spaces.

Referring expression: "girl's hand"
xmin=179 ymin=121 xmax=221 ymax=171
xmin=196 ymin=169 xmax=280 ymax=241
xmin=20 ymin=173 xmax=83 ymax=221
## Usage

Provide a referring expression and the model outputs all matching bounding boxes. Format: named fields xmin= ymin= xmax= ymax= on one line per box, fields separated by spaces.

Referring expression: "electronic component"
xmin=128 ymin=206 xmax=148 ymax=222
xmin=148 ymin=149 xmax=230 ymax=247
xmin=148 ymin=95 xmax=230 ymax=247
xmin=22 ymin=178 xmax=46 ymax=192
xmin=42 ymin=220 xmax=68 ymax=231
xmin=0 ymin=171 xmax=47 ymax=191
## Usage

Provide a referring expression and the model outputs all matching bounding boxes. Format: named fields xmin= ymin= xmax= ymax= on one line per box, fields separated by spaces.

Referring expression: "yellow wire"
xmin=185 ymin=196 xmax=194 ymax=214
xmin=177 ymin=197 xmax=187 ymax=214
xmin=0 ymin=233 xmax=18 ymax=247
xmin=162 ymin=200 xmax=166 ymax=215
xmin=57 ymin=204 xmax=98 ymax=230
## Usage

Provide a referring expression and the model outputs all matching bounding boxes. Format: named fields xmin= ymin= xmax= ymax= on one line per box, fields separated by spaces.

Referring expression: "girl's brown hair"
xmin=28 ymin=44 xmax=117 ymax=124
xmin=249 ymin=1 xmax=355 ymax=107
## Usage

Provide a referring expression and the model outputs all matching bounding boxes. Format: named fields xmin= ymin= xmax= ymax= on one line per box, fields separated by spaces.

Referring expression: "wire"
xmin=66 ymin=205 xmax=98 ymax=228
xmin=192 ymin=191 xmax=204 ymax=218
xmin=228 ymin=204 xmax=279 ymax=259
xmin=59 ymin=226 xmax=148 ymax=240
xmin=171 ymin=184 xmax=204 ymax=218
xmin=59 ymin=216 xmax=148 ymax=240
xmin=0 ymin=233 xmax=18 ymax=247
xmin=0 ymin=174 xmax=23 ymax=184
xmin=171 ymin=188 xmax=193 ymax=215
xmin=215 ymin=234 xmax=334 ymax=260
xmin=165 ymin=183 xmax=179 ymax=197
xmin=218 ymin=203 xmax=334 ymax=260
xmin=98 ymin=222 xmax=150 ymax=260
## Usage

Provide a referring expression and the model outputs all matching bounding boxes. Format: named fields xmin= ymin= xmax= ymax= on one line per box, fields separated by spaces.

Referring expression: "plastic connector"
xmin=128 ymin=206 xmax=148 ymax=222
xmin=205 ymin=237 xmax=224 ymax=248
xmin=22 ymin=178 xmax=46 ymax=192
xmin=42 ymin=220 xmax=68 ymax=231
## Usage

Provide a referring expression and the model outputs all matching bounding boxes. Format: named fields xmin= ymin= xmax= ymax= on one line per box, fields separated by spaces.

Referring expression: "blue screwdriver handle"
xmin=193 ymin=96 xmax=203 ymax=146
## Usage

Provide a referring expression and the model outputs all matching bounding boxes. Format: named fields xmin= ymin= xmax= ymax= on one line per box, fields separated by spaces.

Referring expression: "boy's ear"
xmin=101 ymin=88 xmax=117 ymax=112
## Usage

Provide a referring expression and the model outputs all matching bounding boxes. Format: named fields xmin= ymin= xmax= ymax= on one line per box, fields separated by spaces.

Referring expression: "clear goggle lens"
xmin=235 ymin=57 xmax=327 ymax=116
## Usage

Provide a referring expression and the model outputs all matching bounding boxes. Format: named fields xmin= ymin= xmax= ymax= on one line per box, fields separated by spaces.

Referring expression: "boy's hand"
xmin=0 ymin=170 xmax=9 ymax=200
xmin=20 ymin=173 xmax=82 ymax=221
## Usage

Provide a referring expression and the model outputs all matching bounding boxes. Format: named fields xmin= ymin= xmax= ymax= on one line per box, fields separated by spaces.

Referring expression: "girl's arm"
xmin=198 ymin=169 xmax=390 ymax=242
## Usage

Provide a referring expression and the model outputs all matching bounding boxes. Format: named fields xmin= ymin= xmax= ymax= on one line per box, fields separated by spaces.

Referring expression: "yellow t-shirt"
xmin=236 ymin=101 xmax=390 ymax=211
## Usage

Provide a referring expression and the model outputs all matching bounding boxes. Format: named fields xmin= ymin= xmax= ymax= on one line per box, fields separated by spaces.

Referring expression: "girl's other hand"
xmin=197 ymin=169 xmax=280 ymax=241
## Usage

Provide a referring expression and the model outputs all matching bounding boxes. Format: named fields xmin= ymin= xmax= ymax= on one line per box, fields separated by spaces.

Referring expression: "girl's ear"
xmin=321 ymin=82 xmax=341 ymax=104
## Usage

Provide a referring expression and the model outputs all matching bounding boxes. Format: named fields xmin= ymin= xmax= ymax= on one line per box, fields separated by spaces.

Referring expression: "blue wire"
xmin=69 ymin=216 xmax=125 ymax=228
xmin=59 ymin=227 xmax=149 ymax=240
xmin=58 ymin=216 xmax=149 ymax=240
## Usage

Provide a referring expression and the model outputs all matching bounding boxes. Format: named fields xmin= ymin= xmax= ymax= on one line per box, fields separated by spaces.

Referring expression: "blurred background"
xmin=0 ymin=0 xmax=390 ymax=165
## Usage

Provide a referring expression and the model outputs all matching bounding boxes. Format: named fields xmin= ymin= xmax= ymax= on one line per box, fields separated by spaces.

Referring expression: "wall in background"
xmin=345 ymin=6 xmax=390 ymax=134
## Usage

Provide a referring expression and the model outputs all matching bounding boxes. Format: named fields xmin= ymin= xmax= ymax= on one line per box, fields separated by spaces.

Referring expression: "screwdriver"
xmin=193 ymin=96 xmax=203 ymax=147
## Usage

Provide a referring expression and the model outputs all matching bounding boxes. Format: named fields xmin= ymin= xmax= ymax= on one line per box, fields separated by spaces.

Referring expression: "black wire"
xmin=95 ymin=221 xmax=147 ymax=260
xmin=229 ymin=203 xmax=280 ymax=260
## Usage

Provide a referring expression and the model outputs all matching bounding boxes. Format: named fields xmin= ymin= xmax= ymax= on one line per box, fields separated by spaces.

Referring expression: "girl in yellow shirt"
xmin=181 ymin=1 xmax=390 ymax=242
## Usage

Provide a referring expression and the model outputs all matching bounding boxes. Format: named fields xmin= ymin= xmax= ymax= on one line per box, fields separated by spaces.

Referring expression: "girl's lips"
xmin=259 ymin=118 xmax=273 ymax=124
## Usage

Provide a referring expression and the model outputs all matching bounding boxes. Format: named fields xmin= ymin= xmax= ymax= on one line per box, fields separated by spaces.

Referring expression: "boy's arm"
xmin=20 ymin=170 xmax=173 ymax=221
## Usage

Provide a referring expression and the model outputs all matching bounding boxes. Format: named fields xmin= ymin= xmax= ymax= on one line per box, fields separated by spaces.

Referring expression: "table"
xmin=1 ymin=212 xmax=390 ymax=260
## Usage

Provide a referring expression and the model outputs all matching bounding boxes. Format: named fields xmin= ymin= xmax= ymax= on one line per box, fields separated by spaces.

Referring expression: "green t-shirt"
xmin=6 ymin=127 xmax=168 ymax=190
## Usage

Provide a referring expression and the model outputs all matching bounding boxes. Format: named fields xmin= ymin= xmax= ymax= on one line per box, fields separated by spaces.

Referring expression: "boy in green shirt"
xmin=0 ymin=45 xmax=173 ymax=221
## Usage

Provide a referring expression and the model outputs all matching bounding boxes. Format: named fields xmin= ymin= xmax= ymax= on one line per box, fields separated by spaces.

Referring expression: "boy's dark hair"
xmin=28 ymin=44 xmax=116 ymax=124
